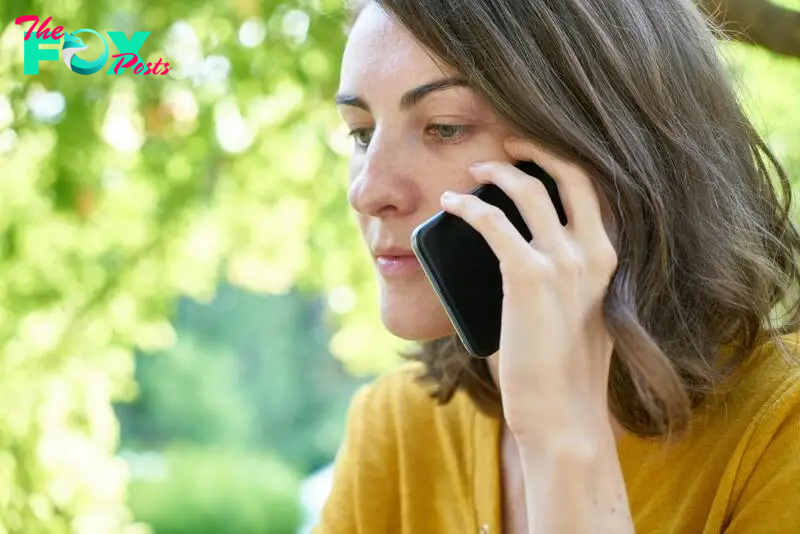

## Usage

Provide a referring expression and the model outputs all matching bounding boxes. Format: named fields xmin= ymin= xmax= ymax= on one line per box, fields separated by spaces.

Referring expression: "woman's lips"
xmin=375 ymin=255 xmax=421 ymax=277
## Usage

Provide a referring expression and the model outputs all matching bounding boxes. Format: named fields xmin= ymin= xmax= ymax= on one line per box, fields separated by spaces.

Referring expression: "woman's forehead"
xmin=340 ymin=3 xmax=453 ymax=92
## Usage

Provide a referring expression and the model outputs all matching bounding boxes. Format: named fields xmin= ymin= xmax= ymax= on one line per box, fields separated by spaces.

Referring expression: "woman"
xmin=318 ymin=0 xmax=800 ymax=532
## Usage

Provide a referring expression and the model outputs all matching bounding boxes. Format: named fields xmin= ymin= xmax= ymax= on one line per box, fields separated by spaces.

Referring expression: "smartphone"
xmin=410 ymin=160 xmax=568 ymax=358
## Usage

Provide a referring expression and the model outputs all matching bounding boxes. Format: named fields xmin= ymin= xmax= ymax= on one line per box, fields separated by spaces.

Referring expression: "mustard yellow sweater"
xmin=315 ymin=333 xmax=800 ymax=533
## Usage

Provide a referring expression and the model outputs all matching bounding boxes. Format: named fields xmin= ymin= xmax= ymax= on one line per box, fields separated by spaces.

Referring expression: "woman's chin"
xmin=379 ymin=300 xmax=454 ymax=342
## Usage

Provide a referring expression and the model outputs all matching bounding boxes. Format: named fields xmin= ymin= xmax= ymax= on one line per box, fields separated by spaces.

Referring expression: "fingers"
xmin=503 ymin=137 xmax=607 ymax=243
xmin=442 ymin=137 xmax=618 ymax=283
xmin=468 ymin=161 xmax=565 ymax=252
xmin=439 ymin=190 xmax=538 ymax=267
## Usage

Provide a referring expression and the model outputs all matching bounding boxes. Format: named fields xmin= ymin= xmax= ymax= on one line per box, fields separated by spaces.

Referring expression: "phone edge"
xmin=410 ymin=213 xmax=491 ymax=358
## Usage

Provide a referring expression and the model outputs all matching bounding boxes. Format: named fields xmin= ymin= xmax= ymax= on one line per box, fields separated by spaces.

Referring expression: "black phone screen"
xmin=410 ymin=160 xmax=567 ymax=358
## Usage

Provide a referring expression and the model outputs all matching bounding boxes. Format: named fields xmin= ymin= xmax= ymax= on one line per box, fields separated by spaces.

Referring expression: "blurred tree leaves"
xmin=116 ymin=284 xmax=364 ymax=474
xmin=0 ymin=0 xmax=798 ymax=532
xmin=126 ymin=447 xmax=303 ymax=534
xmin=0 ymin=0 xmax=405 ymax=531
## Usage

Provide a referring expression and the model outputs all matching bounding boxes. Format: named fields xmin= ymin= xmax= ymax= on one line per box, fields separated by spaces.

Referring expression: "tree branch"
xmin=697 ymin=0 xmax=800 ymax=59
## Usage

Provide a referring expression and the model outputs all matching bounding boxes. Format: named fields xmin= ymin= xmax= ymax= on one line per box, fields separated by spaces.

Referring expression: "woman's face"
xmin=336 ymin=3 xmax=519 ymax=342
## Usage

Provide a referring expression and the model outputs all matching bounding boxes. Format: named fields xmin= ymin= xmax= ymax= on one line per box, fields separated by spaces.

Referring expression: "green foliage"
xmin=118 ymin=336 xmax=255 ymax=449
xmin=0 ymin=0 xmax=405 ymax=531
xmin=116 ymin=284 xmax=364 ymax=474
xmin=723 ymin=41 xmax=800 ymax=187
xmin=126 ymin=447 xmax=302 ymax=534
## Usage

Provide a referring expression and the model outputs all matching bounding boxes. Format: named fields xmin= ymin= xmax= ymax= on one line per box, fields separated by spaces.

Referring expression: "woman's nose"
xmin=347 ymin=144 xmax=419 ymax=219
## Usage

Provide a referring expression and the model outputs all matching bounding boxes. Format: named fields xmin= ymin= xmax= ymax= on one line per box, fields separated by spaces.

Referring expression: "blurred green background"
xmin=0 ymin=0 xmax=798 ymax=532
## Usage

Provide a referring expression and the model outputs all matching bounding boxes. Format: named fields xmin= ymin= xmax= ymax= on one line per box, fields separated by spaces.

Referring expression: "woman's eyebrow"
xmin=398 ymin=77 xmax=469 ymax=110
xmin=335 ymin=76 xmax=470 ymax=113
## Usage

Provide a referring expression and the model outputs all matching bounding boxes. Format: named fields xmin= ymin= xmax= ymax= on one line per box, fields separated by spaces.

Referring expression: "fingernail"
xmin=441 ymin=191 xmax=456 ymax=204
xmin=470 ymin=161 xmax=487 ymax=168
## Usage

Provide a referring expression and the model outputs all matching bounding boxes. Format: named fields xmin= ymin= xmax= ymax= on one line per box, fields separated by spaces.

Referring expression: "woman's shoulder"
xmin=349 ymin=361 xmax=478 ymax=435
xmin=318 ymin=363 xmax=488 ymax=533
xmin=356 ymin=361 xmax=433 ymax=406
xmin=720 ymin=331 xmax=800 ymax=413
xmin=620 ymin=332 xmax=800 ymax=532
xmin=676 ymin=330 xmax=800 ymax=455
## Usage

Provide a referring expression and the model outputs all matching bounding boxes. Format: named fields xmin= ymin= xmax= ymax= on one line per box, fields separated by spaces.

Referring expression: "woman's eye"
xmin=426 ymin=124 xmax=472 ymax=144
xmin=348 ymin=127 xmax=374 ymax=148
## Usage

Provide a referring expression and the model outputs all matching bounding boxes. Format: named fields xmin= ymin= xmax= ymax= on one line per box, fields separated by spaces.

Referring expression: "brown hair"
xmin=345 ymin=0 xmax=800 ymax=439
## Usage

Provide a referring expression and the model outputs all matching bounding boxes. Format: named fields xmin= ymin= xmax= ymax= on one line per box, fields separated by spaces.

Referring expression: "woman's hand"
xmin=440 ymin=136 xmax=617 ymax=437
xmin=439 ymin=136 xmax=633 ymax=533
